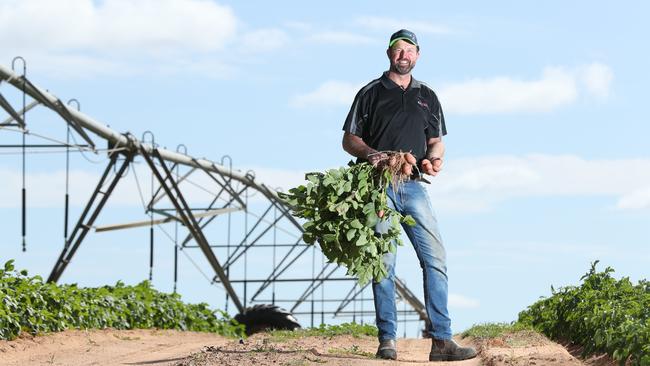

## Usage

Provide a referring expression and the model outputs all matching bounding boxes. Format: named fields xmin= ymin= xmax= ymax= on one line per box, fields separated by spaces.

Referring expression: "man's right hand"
xmin=367 ymin=151 xmax=388 ymax=166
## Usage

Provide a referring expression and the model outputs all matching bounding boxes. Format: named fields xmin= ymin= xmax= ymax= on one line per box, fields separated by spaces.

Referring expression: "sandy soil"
xmin=0 ymin=329 xmax=229 ymax=366
xmin=0 ymin=329 xmax=616 ymax=366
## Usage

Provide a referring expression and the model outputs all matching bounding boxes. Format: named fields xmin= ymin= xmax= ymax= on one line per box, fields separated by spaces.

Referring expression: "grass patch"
xmin=461 ymin=322 xmax=532 ymax=339
xmin=461 ymin=322 xmax=548 ymax=348
xmin=267 ymin=322 xmax=377 ymax=341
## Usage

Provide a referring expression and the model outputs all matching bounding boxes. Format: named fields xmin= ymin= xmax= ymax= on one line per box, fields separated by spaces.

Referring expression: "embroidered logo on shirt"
xmin=417 ymin=98 xmax=430 ymax=111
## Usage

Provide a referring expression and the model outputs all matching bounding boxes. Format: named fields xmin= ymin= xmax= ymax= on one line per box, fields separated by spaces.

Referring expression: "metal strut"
xmin=139 ymin=147 xmax=245 ymax=314
xmin=0 ymin=87 xmax=26 ymax=128
xmin=48 ymin=150 xmax=133 ymax=283
xmin=12 ymin=57 xmax=28 ymax=253
xmin=1 ymin=99 xmax=39 ymax=127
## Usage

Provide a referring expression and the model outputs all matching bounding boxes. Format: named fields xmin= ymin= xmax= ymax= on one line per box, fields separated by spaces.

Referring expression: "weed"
xmin=462 ymin=322 xmax=533 ymax=339
xmin=461 ymin=322 xmax=547 ymax=349
xmin=268 ymin=322 xmax=378 ymax=341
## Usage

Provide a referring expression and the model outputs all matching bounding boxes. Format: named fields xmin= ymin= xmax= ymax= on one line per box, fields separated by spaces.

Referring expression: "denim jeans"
xmin=372 ymin=180 xmax=452 ymax=340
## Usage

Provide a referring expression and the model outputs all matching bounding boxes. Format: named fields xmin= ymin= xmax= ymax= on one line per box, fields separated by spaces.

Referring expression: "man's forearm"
xmin=342 ymin=132 xmax=376 ymax=159
xmin=426 ymin=139 xmax=445 ymax=160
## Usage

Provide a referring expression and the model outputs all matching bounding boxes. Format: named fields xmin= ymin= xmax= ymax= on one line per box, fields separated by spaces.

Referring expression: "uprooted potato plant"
xmin=279 ymin=151 xmax=416 ymax=285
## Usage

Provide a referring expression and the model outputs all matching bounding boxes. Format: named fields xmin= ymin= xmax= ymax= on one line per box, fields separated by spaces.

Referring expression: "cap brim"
xmin=389 ymin=37 xmax=418 ymax=47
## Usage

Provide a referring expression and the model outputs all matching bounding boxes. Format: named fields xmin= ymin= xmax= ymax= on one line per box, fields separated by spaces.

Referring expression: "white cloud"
xmin=0 ymin=163 xmax=250 ymax=209
xmin=430 ymin=154 xmax=650 ymax=213
xmin=356 ymin=16 xmax=452 ymax=35
xmin=448 ymin=293 xmax=480 ymax=309
xmin=440 ymin=67 xmax=579 ymax=115
xmin=307 ymin=31 xmax=376 ymax=45
xmin=0 ymin=0 xmax=239 ymax=77
xmin=580 ymin=63 xmax=614 ymax=98
xmin=0 ymin=0 xmax=237 ymax=53
xmin=616 ymin=187 xmax=650 ymax=210
xmin=439 ymin=64 xmax=614 ymax=115
xmin=0 ymin=168 xmax=99 ymax=208
xmin=452 ymin=239 xmax=650 ymax=268
xmin=290 ymin=81 xmax=363 ymax=108
xmin=293 ymin=64 xmax=613 ymax=113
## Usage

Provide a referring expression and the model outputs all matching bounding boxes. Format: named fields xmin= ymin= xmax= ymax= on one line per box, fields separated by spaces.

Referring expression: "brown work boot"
xmin=375 ymin=339 xmax=397 ymax=360
xmin=429 ymin=338 xmax=477 ymax=361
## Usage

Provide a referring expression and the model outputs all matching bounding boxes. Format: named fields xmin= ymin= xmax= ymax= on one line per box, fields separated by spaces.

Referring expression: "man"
xmin=341 ymin=29 xmax=477 ymax=362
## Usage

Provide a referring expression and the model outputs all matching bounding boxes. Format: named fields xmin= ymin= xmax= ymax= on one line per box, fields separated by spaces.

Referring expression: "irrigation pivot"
xmin=0 ymin=62 xmax=429 ymax=335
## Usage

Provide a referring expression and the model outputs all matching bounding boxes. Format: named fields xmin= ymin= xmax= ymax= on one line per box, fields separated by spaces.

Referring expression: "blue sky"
xmin=1 ymin=0 xmax=649 ymax=336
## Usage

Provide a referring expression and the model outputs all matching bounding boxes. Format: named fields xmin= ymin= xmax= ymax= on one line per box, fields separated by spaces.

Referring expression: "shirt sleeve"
xmin=342 ymin=88 xmax=369 ymax=136
xmin=426 ymin=91 xmax=447 ymax=139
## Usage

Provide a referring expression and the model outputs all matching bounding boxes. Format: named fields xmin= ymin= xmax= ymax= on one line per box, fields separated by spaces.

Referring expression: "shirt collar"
xmin=380 ymin=71 xmax=422 ymax=90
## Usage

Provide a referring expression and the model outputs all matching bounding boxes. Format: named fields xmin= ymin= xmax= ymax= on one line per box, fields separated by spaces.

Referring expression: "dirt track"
xmin=0 ymin=328 xmax=600 ymax=366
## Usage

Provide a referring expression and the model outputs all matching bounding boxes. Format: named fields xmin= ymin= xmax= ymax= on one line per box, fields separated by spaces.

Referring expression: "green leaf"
xmin=336 ymin=202 xmax=350 ymax=216
xmin=323 ymin=233 xmax=338 ymax=243
xmin=355 ymin=235 xmax=368 ymax=247
xmin=346 ymin=229 xmax=356 ymax=241
xmin=302 ymin=221 xmax=315 ymax=230
xmin=4 ymin=260 xmax=15 ymax=272
xmin=349 ymin=219 xmax=363 ymax=229
xmin=362 ymin=202 xmax=375 ymax=215
xmin=402 ymin=215 xmax=416 ymax=226
xmin=365 ymin=212 xmax=379 ymax=227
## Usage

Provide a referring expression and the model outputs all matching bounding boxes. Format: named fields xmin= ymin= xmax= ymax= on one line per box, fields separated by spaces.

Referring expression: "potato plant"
xmin=518 ymin=261 xmax=650 ymax=365
xmin=280 ymin=161 xmax=415 ymax=285
xmin=0 ymin=260 xmax=244 ymax=340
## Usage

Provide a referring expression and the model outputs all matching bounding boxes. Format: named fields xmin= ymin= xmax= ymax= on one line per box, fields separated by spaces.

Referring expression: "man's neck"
xmin=387 ymin=71 xmax=412 ymax=90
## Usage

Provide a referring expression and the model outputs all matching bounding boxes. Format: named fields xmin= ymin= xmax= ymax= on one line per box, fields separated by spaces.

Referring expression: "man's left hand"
xmin=421 ymin=157 xmax=443 ymax=176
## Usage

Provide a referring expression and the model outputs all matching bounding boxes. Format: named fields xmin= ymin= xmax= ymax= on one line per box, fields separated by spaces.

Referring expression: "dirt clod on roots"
xmin=374 ymin=151 xmax=417 ymax=185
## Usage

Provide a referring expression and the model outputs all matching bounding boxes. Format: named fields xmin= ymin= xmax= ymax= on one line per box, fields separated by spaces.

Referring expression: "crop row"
xmin=0 ymin=260 xmax=244 ymax=340
xmin=518 ymin=261 xmax=649 ymax=365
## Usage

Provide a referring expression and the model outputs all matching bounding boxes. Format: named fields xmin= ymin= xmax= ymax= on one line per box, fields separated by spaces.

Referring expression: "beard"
xmin=391 ymin=59 xmax=415 ymax=75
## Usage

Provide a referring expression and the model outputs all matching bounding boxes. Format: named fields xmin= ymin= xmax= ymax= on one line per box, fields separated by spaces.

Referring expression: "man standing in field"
xmin=341 ymin=29 xmax=477 ymax=361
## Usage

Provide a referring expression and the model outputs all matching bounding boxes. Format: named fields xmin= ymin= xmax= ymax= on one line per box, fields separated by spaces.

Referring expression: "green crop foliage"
xmin=279 ymin=162 xmax=415 ymax=285
xmin=461 ymin=322 xmax=533 ymax=339
xmin=518 ymin=261 xmax=650 ymax=365
xmin=0 ymin=260 xmax=245 ymax=340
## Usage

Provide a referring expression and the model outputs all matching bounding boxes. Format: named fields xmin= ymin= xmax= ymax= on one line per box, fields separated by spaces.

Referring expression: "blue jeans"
xmin=372 ymin=180 xmax=452 ymax=340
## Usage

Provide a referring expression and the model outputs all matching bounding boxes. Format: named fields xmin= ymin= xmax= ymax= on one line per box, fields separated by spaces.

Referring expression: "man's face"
xmin=387 ymin=40 xmax=419 ymax=75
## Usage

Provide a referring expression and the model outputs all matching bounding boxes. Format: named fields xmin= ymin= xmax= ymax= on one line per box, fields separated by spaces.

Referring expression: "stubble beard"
xmin=391 ymin=60 xmax=415 ymax=75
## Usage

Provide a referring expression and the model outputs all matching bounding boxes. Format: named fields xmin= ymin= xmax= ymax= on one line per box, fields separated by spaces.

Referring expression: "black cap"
xmin=389 ymin=29 xmax=418 ymax=48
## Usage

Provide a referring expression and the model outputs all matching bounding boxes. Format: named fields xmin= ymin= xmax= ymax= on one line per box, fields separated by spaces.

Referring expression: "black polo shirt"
xmin=342 ymin=71 xmax=446 ymax=163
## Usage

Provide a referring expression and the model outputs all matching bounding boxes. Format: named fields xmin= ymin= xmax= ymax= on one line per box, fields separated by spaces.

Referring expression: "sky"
xmin=1 ymin=0 xmax=649 ymax=336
